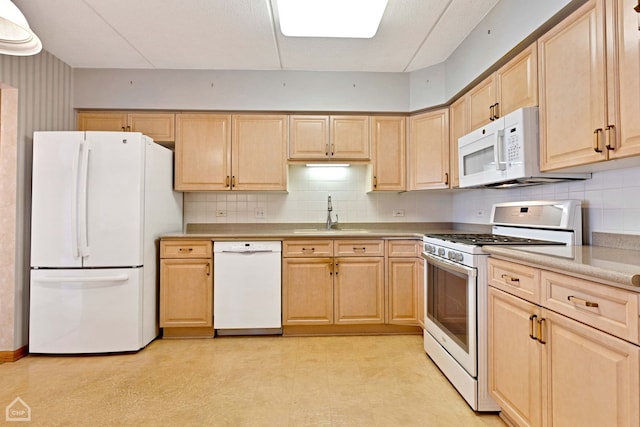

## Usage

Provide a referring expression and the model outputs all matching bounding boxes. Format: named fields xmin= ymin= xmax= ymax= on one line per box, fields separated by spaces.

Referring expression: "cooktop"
xmin=424 ymin=233 xmax=567 ymax=246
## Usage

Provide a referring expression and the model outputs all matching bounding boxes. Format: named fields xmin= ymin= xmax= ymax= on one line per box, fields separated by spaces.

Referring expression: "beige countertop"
xmin=483 ymin=245 xmax=640 ymax=290
xmin=161 ymin=222 xmax=491 ymax=240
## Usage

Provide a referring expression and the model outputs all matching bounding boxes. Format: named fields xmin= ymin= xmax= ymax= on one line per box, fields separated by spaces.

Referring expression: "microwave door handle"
xmin=494 ymin=129 xmax=506 ymax=171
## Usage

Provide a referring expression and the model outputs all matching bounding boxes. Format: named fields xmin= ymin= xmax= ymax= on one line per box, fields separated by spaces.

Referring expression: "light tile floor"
xmin=1 ymin=335 xmax=505 ymax=426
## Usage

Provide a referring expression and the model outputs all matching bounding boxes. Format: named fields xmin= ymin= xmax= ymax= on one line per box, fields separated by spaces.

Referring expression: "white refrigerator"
xmin=29 ymin=131 xmax=183 ymax=354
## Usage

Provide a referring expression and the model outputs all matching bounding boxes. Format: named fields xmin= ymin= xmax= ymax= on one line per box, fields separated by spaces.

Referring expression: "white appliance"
xmin=213 ymin=241 xmax=282 ymax=335
xmin=29 ymin=131 xmax=183 ymax=354
xmin=458 ymin=107 xmax=590 ymax=188
xmin=422 ymin=200 xmax=582 ymax=412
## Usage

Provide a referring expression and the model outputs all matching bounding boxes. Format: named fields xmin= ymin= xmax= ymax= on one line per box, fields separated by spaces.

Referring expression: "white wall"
xmin=74 ymin=69 xmax=410 ymax=112
xmin=184 ymin=165 xmax=453 ymax=224
xmin=0 ymin=51 xmax=74 ymax=351
xmin=452 ymin=166 xmax=640 ymax=243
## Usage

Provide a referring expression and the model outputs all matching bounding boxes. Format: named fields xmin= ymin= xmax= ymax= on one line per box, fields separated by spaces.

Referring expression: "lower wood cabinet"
xmin=159 ymin=240 xmax=213 ymax=338
xmin=282 ymin=239 xmax=384 ymax=326
xmin=487 ymin=257 xmax=640 ymax=427
xmin=386 ymin=240 xmax=423 ymax=325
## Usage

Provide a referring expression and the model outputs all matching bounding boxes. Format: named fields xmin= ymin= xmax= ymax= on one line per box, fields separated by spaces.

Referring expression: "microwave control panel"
xmin=505 ymin=125 xmax=523 ymax=164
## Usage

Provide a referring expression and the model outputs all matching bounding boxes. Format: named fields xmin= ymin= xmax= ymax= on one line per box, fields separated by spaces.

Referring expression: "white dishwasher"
xmin=213 ymin=241 xmax=282 ymax=335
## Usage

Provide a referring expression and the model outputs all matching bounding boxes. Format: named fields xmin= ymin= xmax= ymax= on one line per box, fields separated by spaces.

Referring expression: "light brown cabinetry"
xmin=487 ymin=257 xmax=640 ymax=427
xmin=282 ymin=239 xmax=384 ymax=326
xmin=369 ymin=116 xmax=406 ymax=191
xmin=77 ymin=111 xmax=176 ymax=144
xmin=408 ymin=108 xmax=450 ymax=190
xmin=386 ymin=240 xmax=423 ymax=325
xmin=448 ymin=96 xmax=467 ymax=188
xmin=539 ymin=0 xmax=640 ymax=171
xmin=174 ymin=113 xmax=287 ymax=191
xmin=467 ymin=42 xmax=538 ymax=130
xmin=159 ymin=240 xmax=213 ymax=338
xmin=289 ymin=115 xmax=370 ymax=160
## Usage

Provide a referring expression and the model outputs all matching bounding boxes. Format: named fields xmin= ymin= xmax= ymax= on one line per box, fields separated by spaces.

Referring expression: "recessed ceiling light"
xmin=277 ymin=0 xmax=388 ymax=39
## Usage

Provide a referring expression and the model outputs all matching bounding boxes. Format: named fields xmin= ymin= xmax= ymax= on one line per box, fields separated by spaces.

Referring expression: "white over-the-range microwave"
xmin=457 ymin=107 xmax=590 ymax=188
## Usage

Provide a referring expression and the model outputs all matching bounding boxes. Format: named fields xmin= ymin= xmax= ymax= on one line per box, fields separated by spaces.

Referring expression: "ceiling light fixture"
xmin=0 ymin=0 xmax=41 ymax=56
xmin=277 ymin=0 xmax=388 ymax=38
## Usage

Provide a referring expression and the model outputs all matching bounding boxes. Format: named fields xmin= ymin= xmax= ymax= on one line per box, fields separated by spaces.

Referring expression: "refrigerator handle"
xmin=78 ymin=140 xmax=91 ymax=258
xmin=71 ymin=142 xmax=82 ymax=259
xmin=35 ymin=274 xmax=129 ymax=283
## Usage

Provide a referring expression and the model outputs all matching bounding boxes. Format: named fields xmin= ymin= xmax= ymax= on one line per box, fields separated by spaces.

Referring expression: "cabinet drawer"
xmin=161 ymin=240 xmax=212 ymax=259
xmin=541 ymin=271 xmax=640 ymax=344
xmin=283 ymin=240 xmax=333 ymax=257
xmin=386 ymin=239 xmax=421 ymax=257
xmin=334 ymin=240 xmax=384 ymax=257
xmin=488 ymin=257 xmax=540 ymax=304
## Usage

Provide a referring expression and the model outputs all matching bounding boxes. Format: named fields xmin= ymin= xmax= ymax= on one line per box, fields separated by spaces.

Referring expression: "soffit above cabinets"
xmin=14 ymin=0 xmax=498 ymax=72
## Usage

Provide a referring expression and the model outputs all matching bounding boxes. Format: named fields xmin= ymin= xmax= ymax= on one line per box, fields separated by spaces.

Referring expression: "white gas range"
xmin=421 ymin=200 xmax=582 ymax=412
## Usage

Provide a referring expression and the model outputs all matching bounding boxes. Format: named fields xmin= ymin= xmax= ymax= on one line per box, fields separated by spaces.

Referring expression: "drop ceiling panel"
xmin=14 ymin=0 xmax=500 ymax=73
xmin=274 ymin=0 xmax=451 ymax=72
xmin=407 ymin=0 xmax=500 ymax=71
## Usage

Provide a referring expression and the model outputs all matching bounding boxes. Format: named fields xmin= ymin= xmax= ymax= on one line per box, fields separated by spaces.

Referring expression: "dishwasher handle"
xmin=220 ymin=249 xmax=277 ymax=254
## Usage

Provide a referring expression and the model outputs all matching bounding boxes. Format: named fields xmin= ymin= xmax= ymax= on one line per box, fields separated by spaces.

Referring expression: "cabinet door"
xmin=334 ymin=257 xmax=384 ymax=324
xmin=449 ymin=97 xmax=468 ymax=188
xmin=496 ymin=42 xmax=538 ymax=117
xmin=488 ymin=287 xmax=543 ymax=427
xmin=370 ymin=116 xmax=406 ymax=191
xmin=468 ymin=75 xmax=495 ymax=130
xmin=128 ymin=113 xmax=175 ymax=143
xmin=289 ymin=115 xmax=329 ymax=159
xmin=387 ymin=258 xmax=419 ymax=325
xmin=232 ymin=114 xmax=288 ymax=190
xmin=282 ymin=258 xmax=333 ymax=325
xmin=160 ymin=258 xmax=212 ymax=327
xmin=610 ymin=0 xmax=640 ymax=159
xmin=538 ymin=0 xmax=608 ymax=171
xmin=408 ymin=109 xmax=450 ymax=190
xmin=544 ymin=309 xmax=640 ymax=427
xmin=77 ymin=112 xmax=128 ymax=132
xmin=175 ymin=113 xmax=231 ymax=191
xmin=330 ymin=115 xmax=370 ymax=160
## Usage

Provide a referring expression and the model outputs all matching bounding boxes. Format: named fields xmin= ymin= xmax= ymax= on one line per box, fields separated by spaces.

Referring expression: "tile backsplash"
xmin=184 ymin=164 xmax=640 ymax=243
xmin=184 ymin=165 xmax=452 ymax=224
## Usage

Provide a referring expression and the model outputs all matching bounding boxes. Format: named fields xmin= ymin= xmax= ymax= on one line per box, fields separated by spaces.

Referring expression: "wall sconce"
xmin=0 ymin=0 xmax=42 ymax=56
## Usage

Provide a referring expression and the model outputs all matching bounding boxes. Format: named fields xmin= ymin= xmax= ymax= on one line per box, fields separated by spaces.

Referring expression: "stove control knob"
xmin=447 ymin=251 xmax=455 ymax=260
xmin=437 ymin=248 xmax=445 ymax=257
xmin=454 ymin=252 xmax=464 ymax=262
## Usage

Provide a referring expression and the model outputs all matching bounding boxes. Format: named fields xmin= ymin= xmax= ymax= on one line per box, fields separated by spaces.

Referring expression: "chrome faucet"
xmin=326 ymin=194 xmax=338 ymax=229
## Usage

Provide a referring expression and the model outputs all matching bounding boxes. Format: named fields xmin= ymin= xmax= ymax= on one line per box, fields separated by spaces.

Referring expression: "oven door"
xmin=458 ymin=117 xmax=506 ymax=188
xmin=422 ymin=252 xmax=477 ymax=377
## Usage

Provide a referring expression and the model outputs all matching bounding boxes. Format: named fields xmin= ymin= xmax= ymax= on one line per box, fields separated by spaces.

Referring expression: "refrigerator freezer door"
xmin=82 ymin=132 xmax=145 ymax=267
xmin=29 ymin=268 xmax=144 ymax=353
xmin=31 ymin=132 xmax=85 ymax=268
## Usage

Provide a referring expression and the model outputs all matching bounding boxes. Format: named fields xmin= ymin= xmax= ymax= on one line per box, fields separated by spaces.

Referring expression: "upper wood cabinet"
xmin=408 ymin=108 xmax=450 ymax=190
xmin=468 ymin=42 xmax=538 ymax=130
xmin=174 ymin=113 xmax=288 ymax=191
xmin=289 ymin=115 xmax=370 ymax=160
xmin=175 ymin=113 xmax=231 ymax=191
xmin=232 ymin=114 xmax=288 ymax=191
xmin=448 ymin=96 xmax=467 ymax=188
xmin=77 ymin=111 xmax=176 ymax=144
xmin=539 ymin=0 xmax=640 ymax=171
xmin=369 ymin=116 xmax=406 ymax=191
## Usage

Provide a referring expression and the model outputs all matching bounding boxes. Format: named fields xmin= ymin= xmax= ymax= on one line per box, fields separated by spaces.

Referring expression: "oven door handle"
xmin=422 ymin=252 xmax=477 ymax=278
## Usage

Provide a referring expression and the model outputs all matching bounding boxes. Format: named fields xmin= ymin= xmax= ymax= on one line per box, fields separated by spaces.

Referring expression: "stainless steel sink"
xmin=293 ymin=228 xmax=370 ymax=234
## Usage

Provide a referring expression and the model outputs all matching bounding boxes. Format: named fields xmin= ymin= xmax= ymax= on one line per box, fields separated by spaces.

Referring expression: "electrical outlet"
xmin=255 ymin=208 xmax=266 ymax=219
xmin=392 ymin=209 xmax=405 ymax=217
xmin=215 ymin=210 xmax=227 ymax=217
